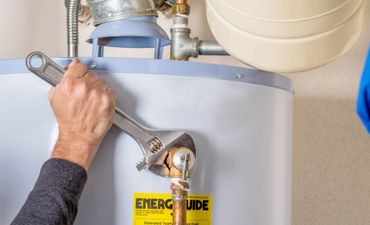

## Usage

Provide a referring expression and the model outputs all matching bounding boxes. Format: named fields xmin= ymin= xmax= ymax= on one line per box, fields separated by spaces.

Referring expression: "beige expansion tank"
xmin=206 ymin=0 xmax=367 ymax=72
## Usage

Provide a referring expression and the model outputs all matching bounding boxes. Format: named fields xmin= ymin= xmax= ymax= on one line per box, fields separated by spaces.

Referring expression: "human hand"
xmin=49 ymin=59 xmax=116 ymax=171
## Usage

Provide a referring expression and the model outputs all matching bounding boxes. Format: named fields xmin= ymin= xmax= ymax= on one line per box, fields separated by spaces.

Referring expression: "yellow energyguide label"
xmin=133 ymin=193 xmax=212 ymax=225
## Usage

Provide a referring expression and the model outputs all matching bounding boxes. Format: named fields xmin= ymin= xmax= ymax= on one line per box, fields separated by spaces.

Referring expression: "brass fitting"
xmin=173 ymin=3 xmax=190 ymax=15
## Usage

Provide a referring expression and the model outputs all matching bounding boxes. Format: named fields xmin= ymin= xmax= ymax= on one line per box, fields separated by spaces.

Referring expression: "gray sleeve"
xmin=11 ymin=158 xmax=88 ymax=225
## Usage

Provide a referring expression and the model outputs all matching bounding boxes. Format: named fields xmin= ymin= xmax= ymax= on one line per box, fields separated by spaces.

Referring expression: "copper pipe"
xmin=176 ymin=0 xmax=187 ymax=4
xmin=171 ymin=182 xmax=189 ymax=225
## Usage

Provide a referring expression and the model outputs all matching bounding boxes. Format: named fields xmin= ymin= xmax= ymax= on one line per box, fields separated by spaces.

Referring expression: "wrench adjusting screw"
xmin=147 ymin=137 xmax=163 ymax=153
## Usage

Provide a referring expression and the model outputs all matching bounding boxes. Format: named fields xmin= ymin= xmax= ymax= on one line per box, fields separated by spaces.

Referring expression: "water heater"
xmin=0 ymin=58 xmax=292 ymax=225
xmin=0 ymin=1 xmax=294 ymax=225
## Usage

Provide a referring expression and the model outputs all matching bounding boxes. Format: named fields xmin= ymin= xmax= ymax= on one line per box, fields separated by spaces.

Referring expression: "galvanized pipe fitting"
xmin=170 ymin=2 xmax=228 ymax=60
xmin=86 ymin=0 xmax=157 ymax=25
xmin=170 ymin=27 xmax=199 ymax=60
xmin=170 ymin=27 xmax=228 ymax=60
xmin=199 ymin=41 xmax=228 ymax=55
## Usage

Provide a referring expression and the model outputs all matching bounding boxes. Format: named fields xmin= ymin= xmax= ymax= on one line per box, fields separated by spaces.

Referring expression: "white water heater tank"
xmin=206 ymin=0 xmax=367 ymax=72
xmin=0 ymin=58 xmax=292 ymax=225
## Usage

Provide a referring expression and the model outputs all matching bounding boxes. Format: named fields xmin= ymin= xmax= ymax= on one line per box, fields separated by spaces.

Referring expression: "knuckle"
xmin=63 ymin=71 xmax=72 ymax=79
xmin=90 ymin=88 xmax=99 ymax=99
xmin=87 ymin=72 xmax=99 ymax=82
xmin=98 ymin=79 xmax=105 ymax=86
xmin=65 ymin=67 xmax=77 ymax=76
xmin=76 ymin=63 xmax=87 ymax=72
xmin=61 ymin=77 xmax=73 ymax=92
xmin=89 ymin=71 xmax=98 ymax=78
xmin=65 ymin=63 xmax=87 ymax=78
xmin=94 ymin=79 xmax=104 ymax=87
xmin=100 ymin=92 xmax=115 ymax=109
xmin=76 ymin=81 xmax=89 ymax=94
xmin=101 ymin=93 xmax=111 ymax=105
xmin=108 ymin=88 xmax=117 ymax=100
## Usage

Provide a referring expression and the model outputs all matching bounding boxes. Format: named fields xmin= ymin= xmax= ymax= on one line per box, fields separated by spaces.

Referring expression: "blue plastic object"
xmin=357 ymin=46 xmax=370 ymax=133
xmin=87 ymin=16 xmax=170 ymax=59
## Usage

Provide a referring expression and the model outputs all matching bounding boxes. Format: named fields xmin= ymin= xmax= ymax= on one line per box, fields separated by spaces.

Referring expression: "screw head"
xmin=90 ymin=62 xmax=97 ymax=69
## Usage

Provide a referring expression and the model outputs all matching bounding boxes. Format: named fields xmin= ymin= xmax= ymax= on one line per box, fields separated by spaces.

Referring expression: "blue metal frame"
xmin=88 ymin=16 xmax=170 ymax=59
xmin=0 ymin=57 xmax=293 ymax=92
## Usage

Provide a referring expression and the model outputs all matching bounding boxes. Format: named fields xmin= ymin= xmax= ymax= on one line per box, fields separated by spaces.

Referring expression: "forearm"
xmin=11 ymin=60 xmax=115 ymax=225
xmin=11 ymin=158 xmax=87 ymax=225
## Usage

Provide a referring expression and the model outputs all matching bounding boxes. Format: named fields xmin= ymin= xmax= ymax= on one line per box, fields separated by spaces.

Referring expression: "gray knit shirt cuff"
xmin=11 ymin=158 xmax=88 ymax=225
xmin=35 ymin=158 xmax=87 ymax=197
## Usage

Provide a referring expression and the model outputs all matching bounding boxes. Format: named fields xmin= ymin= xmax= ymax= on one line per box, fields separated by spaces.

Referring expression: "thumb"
xmin=68 ymin=58 xmax=80 ymax=68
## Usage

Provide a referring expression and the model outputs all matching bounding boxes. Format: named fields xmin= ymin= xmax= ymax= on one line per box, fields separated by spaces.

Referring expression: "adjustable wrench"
xmin=25 ymin=51 xmax=196 ymax=178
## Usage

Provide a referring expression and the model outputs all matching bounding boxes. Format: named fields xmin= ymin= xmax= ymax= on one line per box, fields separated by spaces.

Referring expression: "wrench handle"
xmin=25 ymin=51 xmax=153 ymax=146
xmin=26 ymin=52 xmax=64 ymax=86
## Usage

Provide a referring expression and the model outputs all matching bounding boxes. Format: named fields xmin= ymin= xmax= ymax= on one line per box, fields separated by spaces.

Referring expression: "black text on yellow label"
xmin=133 ymin=193 xmax=212 ymax=225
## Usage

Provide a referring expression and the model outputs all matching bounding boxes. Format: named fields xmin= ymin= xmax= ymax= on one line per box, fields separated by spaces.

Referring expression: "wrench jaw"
xmin=139 ymin=132 xmax=197 ymax=178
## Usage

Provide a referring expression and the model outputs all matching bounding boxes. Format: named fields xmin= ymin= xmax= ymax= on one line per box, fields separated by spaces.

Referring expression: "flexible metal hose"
xmin=66 ymin=0 xmax=80 ymax=57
